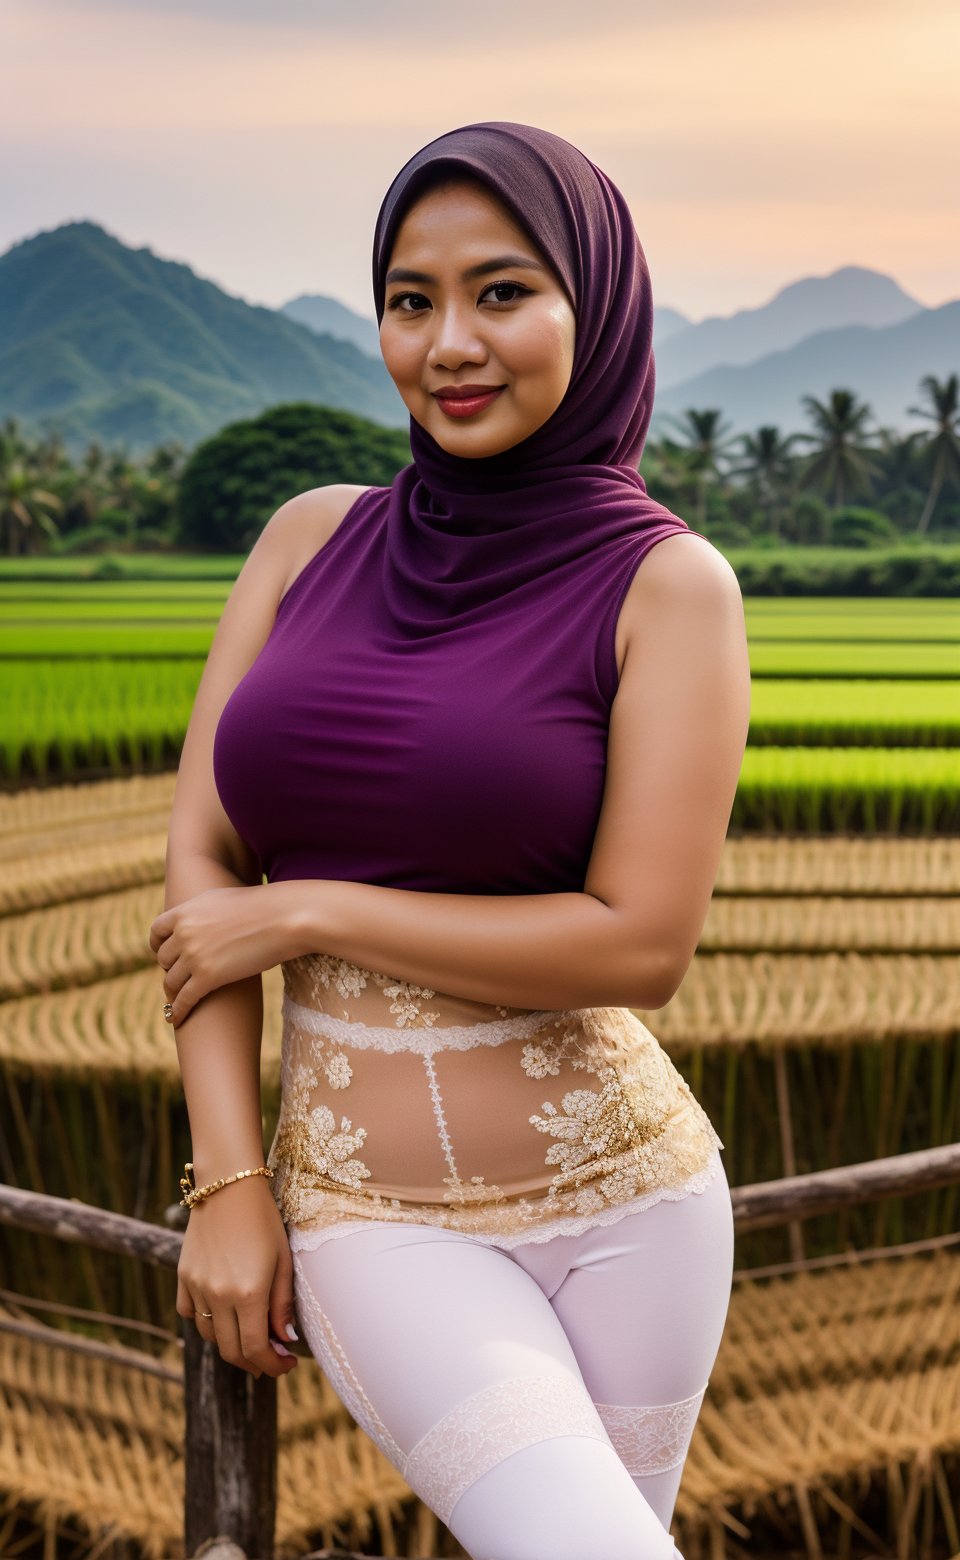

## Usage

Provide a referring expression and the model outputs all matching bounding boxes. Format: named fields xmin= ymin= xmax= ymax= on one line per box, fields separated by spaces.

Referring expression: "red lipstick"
xmin=433 ymin=385 xmax=505 ymax=419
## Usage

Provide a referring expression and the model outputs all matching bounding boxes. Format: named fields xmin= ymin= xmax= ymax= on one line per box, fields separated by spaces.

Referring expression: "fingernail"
xmin=285 ymin=1323 xmax=299 ymax=1341
xmin=270 ymin=1338 xmax=293 ymax=1358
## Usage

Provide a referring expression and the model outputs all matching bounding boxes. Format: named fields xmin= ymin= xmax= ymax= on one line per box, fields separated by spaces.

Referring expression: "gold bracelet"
xmin=178 ymin=1161 xmax=275 ymax=1209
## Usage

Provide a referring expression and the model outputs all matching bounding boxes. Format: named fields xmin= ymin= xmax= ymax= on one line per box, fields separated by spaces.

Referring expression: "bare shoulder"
xmin=163 ymin=482 xmax=373 ymax=880
xmin=613 ymin=532 xmax=743 ymax=680
xmin=275 ymin=483 xmax=373 ymax=606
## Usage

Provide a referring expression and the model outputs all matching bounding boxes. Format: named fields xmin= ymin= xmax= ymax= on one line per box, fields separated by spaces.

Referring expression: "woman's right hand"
xmin=175 ymin=1174 xmax=300 ymax=1378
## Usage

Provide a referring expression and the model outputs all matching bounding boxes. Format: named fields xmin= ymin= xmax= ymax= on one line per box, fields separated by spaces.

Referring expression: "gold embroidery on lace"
xmin=269 ymin=953 xmax=724 ymax=1243
xmin=268 ymin=1060 xmax=372 ymax=1224
xmin=284 ymin=950 xmax=443 ymax=1028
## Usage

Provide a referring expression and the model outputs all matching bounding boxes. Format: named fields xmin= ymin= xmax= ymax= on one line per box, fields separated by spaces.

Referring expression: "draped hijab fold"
xmin=366 ymin=120 xmax=693 ymax=625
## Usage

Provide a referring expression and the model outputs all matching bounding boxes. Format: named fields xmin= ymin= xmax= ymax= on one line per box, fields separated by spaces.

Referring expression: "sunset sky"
xmin=2 ymin=0 xmax=955 ymax=325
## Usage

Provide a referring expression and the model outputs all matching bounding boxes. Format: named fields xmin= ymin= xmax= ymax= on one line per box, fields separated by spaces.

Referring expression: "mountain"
xmin=652 ymin=305 xmax=692 ymax=346
xmin=2 ymin=222 xmax=951 ymax=457
xmin=655 ymin=266 xmax=923 ymax=390
xmin=649 ymin=299 xmax=960 ymax=440
xmin=0 ymin=220 xmax=408 ymax=457
xmin=281 ymin=293 xmax=381 ymax=358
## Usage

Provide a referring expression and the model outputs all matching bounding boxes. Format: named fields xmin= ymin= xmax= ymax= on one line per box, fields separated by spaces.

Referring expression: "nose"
xmin=425 ymin=301 xmax=489 ymax=372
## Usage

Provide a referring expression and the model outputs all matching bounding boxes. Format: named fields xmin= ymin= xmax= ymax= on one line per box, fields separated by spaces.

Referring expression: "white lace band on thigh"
xmin=594 ymin=1385 xmax=707 ymax=1476
xmin=403 ymin=1372 xmax=615 ymax=1526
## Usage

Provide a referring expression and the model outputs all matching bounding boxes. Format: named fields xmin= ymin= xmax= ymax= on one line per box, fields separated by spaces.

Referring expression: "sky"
xmin=1 ymin=0 xmax=956 ymax=325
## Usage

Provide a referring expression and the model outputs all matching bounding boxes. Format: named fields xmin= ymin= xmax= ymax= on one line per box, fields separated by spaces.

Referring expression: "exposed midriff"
xmin=267 ymin=950 xmax=724 ymax=1254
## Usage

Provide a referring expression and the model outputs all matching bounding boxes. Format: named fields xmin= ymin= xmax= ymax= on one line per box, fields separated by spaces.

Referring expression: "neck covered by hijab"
xmin=368 ymin=119 xmax=697 ymax=624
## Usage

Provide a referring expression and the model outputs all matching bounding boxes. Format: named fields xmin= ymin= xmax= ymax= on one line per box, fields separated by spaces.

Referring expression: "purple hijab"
xmin=213 ymin=121 xmax=701 ymax=893
xmin=366 ymin=119 xmax=694 ymax=625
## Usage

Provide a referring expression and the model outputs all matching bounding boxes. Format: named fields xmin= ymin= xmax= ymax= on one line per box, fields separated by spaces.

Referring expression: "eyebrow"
xmin=384 ymin=254 xmax=547 ymax=286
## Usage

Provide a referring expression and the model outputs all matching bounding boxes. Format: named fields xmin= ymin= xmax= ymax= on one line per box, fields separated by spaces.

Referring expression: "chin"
xmin=420 ymin=410 xmax=529 ymax=458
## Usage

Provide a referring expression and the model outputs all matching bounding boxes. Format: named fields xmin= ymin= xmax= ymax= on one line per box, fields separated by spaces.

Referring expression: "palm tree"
xmin=0 ymin=459 xmax=63 ymax=556
xmin=726 ymin=425 xmax=805 ymax=540
xmin=656 ymin=408 xmax=741 ymax=530
xmin=0 ymin=416 xmax=31 ymax=474
xmin=61 ymin=440 xmax=114 ymax=532
xmin=906 ymin=374 xmax=960 ymax=535
xmin=145 ymin=440 xmax=188 ymax=481
xmin=793 ymin=389 xmax=885 ymax=508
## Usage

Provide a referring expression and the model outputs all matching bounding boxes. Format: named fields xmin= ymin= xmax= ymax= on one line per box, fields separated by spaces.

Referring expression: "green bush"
xmin=176 ymin=401 xmax=412 ymax=552
xmin=829 ymin=506 xmax=900 ymax=548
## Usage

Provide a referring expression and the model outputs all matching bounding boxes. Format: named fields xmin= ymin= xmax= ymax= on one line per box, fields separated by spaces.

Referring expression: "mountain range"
xmin=0 ymin=221 xmax=406 ymax=457
xmin=2 ymin=219 xmax=954 ymax=459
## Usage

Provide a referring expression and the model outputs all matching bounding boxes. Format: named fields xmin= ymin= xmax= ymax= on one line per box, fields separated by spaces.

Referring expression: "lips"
xmin=433 ymin=386 xmax=505 ymax=418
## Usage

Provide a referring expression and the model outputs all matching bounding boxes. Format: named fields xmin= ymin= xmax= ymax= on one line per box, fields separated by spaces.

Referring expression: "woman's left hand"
xmin=149 ymin=884 xmax=306 ymax=1027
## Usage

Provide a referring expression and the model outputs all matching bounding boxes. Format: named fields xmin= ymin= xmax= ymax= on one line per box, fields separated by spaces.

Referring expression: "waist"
xmin=280 ymin=948 xmax=550 ymax=1035
xmin=272 ymin=951 xmax=715 ymax=1216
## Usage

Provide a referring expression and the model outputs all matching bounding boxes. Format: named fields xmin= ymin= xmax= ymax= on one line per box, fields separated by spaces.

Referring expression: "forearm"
xmin=165 ymin=851 xmax=266 ymax=1183
xmin=282 ymin=879 xmax=669 ymax=1011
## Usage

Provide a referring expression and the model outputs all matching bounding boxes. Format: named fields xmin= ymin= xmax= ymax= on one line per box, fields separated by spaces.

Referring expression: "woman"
xmin=150 ymin=120 xmax=750 ymax=1560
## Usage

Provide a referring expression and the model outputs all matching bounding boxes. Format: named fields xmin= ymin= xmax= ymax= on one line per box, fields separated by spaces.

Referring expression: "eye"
xmin=385 ymin=280 xmax=532 ymax=314
xmin=481 ymin=280 xmax=531 ymax=306
xmin=385 ymin=290 xmax=430 ymax=313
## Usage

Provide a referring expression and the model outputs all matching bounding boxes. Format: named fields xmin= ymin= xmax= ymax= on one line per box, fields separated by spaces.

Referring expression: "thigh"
xmin=292 ymin=1222 xmax=681 ymax=1559
xmin=510 ymin=1151 xmax=735 ymax=1526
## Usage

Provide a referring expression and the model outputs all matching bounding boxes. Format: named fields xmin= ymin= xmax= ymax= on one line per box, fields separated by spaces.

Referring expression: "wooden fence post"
xmin=183 ymin=1314 xmax=278 ymax=1560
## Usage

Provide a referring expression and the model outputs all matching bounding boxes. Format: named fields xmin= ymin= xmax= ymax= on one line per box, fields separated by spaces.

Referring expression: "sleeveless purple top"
xmin=215 ymin=122 xmax=711 ymax=894
xmin=213 ymin=481 xmax=702 ymax=894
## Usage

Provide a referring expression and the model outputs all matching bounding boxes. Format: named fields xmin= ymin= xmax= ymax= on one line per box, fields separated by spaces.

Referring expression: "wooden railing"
xmin=3 ymin=1141 xmax=960 ymax=1560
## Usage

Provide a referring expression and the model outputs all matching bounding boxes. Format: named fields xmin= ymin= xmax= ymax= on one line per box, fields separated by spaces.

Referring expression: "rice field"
xmin=1 ymin=769 xmax=958 ymax=1330
xmin=2 ymin=588 xmax=960 ymax=832
xmin=1 ymin=579 xmax=958 ymax=1558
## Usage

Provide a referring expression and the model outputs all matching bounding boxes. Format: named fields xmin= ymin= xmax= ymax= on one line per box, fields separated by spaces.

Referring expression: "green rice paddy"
xmin=1 ymin=583 xmax=957 ymax=832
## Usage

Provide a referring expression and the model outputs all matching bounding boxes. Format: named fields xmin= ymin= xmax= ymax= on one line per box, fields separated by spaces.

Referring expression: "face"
xmin=379 ymin=178 xmax=576 ymax=458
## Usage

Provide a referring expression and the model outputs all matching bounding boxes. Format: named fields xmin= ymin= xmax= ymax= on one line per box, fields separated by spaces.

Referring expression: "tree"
xmin=177 ymin=402 xmax=412 ymax=552
xmin=655 ymin=408 xmax=741 ymax=530
xmin=725 ymin=425 xmax=805 ymax=540
xmin=0 ymin=458 xmax=63 ymax=556
xmin=792 ymin=389 xmax=885 ymax=509
xmin=906 ymin=373 xmax=960 ymax=536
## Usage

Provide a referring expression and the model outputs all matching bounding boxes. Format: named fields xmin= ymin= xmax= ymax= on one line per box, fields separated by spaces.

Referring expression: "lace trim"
xmin=402 ymin=1372 xmax=614 ymax=1525
xmin=287 ymin=1149 xmax=723 ymax=1256
xmin=291 ymin=1251 xmax=405 ymax=1468
xmin=283 ymin=991 xmax=562 ymax=1054
xmin=594 ymin=1385 xmax=707 ymax=1476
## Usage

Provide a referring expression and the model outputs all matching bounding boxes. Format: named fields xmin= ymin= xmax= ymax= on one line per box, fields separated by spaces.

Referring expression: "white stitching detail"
xmin=284 ymin=992 xmax=562 ymax=1053
xmin=422 ymin=1051 xmax=460 ymax=1183
xmin=594 ymin=1385 xmax=707 ymax=1476
xmin=292 ymin=1252 xmax=405 ymax=1468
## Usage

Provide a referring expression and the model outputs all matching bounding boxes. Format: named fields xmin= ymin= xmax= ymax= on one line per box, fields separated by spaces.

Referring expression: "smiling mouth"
xmin=433 ymin=386 xmax=506 ymax=418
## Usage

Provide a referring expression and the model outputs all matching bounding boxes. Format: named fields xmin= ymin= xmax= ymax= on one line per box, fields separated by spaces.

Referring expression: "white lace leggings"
xmin=291 ymin=1153 xmax=734 ymax=1560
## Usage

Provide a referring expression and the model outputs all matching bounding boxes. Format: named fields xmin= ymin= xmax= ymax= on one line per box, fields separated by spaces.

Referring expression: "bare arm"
xmin=164 ymin=850 xmax=265 ymax=1187
xmin=158 ymin=483 xmax=366 ymax=1376
xmin=284 ymin=880 xmax=646 ymax=1011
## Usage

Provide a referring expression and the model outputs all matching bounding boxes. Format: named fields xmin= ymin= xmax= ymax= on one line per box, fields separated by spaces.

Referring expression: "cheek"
xmin=380 ymin=328 xmax=422 ymax=389
xmin=513 ymin=313 xmax=574 ymax=407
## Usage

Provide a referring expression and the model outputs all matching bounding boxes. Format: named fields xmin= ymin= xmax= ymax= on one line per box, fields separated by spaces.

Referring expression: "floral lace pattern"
xmin=290 ymin=1256 xmax=693 ymax=1529
xmin=288 ymin=1154 xmax=722 ymax=1254
xmin=594 ymin=1385 xmax=708 ymax=1476
xmin=403 ymin=1373 xmax=615 ymax=1525
xmin=283 ymin=949 xmax=527 ymax=1029
xmin=269 ymin=951 xmax=725 ymax=1250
